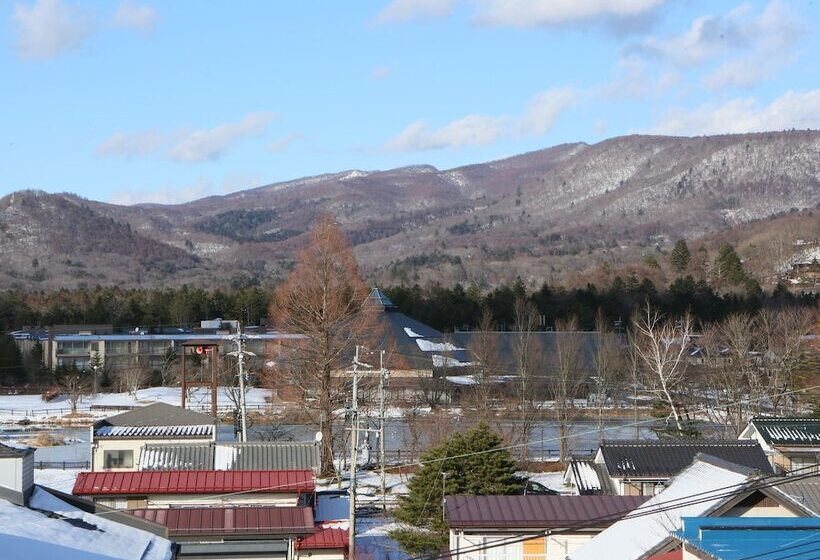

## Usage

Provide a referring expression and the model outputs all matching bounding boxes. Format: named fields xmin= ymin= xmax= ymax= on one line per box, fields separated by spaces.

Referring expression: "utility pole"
xmin=227 ymin=323 xmax=253 ymax=442
xmin=349 ymin=345 xmax=360 ymax=560
xmin=441 ymin=472 xmax=448 ymax=523
xmin=379 ymin=350 xmax=389 ymax=511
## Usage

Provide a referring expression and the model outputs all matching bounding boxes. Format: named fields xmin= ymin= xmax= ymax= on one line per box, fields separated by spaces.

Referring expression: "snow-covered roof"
xmin=95 ymin=425 xmax=213 ymax=438
xmin=746 ymin=417 xmax=820 ymax=447
xmin=0 ymin=487 xmax=172 ymax=560
xmin=568 ymin=455 xmax=757 ymax=560
xmin=138 ymin=441 xmax=320 ymax=472
xmin=564 ymin=460 xmax=613 ymax=494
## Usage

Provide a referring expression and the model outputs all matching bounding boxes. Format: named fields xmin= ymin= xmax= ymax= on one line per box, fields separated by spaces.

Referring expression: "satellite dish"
xmin=314 ymin=431 xmax=323 ymax=443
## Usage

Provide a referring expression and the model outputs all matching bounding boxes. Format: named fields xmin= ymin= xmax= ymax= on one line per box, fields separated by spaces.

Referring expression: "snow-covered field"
xmin=0 ymin=386 xmax=274 ymax=424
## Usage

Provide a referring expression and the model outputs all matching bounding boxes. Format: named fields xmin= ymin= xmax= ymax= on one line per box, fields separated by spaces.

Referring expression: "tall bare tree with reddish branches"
xmin=267 ymin=214 xmax=377 ymax=476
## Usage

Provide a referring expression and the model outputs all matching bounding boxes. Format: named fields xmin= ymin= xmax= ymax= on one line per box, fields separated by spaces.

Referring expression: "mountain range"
xmin=1 ymin=130 xmax=819 ymax=290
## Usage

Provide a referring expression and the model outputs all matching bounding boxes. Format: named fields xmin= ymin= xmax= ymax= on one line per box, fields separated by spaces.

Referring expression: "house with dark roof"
xmin=138 ymin=441 xmax=321 ymax=473
xmin=445 ymin=494 xmax=648 ymax=560
xmin=739 ymin=417 xmax=820 ymax=474
xmin=565 ymin=440 xmax=772 ymax=496
xmin=367 ymin=288 xmax=472 ymax=378
xmin=91 ymin=402 xmax=216 ymax=471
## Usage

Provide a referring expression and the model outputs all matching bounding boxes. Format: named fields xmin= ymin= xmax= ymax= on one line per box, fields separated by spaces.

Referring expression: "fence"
xmin=380 ymin=448 xmax=597 ymax=465
xmin=34 ymin=461 xmax=89 ymax=470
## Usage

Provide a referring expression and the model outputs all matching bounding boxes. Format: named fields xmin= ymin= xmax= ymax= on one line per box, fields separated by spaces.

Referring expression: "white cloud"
xmin=702 ymin=57 xmax=775 ymax=90
xmin=113 ymin=1 xmax=158 ymax=33
xmin=650 ymin=90 xmax=820 ymax=136
xmin=109 ymin=172 xmax=261 ymax=205
xmin=385 ymin=114 xmax=506 ymax=151
xmin=476 ymin=0 xmax=665 ymax=28
xmin=96 ymin=130 xmax=165 ymax=157
xmin=268 ymin=132 xmax=301 ymax=153
xmin=596 ymin=55 xmax=678 ymax=100
xmin=385 ymin=87 xmax=575 ymax=151
xmin=96 ymin=112 xmax=276 ymax=163
xmin=637 ymin=1 xmax=802 ymax=67
xmin=12 ymin=0 xmax=93 ymax=60
xmin=373 ymin=0 xmax=455 ymax=25
xmin=522 ymin=87 xmax=577 ymax=134
xmin=167 ymin=112 xmax=276 ymax=163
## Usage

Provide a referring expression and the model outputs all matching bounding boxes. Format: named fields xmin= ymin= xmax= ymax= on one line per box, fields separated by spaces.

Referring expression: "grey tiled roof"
xmin=139 ymin=441 xmax=321 ymax=472
xmin=600 ymin=440 xmax=773 ymax=478
xmin=772 ymin=478 xmax=820 ymax=516
xmin=96 ymin=402 xmax=215 ymax=428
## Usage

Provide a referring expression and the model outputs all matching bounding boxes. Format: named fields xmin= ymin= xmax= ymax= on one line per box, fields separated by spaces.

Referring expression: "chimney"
xmin=0 ymin=443 xmax=35 ymax=506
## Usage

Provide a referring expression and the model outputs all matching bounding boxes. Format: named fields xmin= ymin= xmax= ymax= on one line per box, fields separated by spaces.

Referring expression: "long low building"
xmin=133 ymin=505 xmax=317 ymax=559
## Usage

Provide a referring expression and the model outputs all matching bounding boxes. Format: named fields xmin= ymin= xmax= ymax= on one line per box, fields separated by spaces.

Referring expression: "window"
xmin=104 ymin=450 xmax=134 ymax=469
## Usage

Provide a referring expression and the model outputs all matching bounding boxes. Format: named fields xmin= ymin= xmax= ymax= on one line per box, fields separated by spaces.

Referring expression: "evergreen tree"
xmin=391 ymin=423 xmax=520 ymax=554
xmin=670 ymin=239 xmax=691 ymax=273
xmin=717 ymin=244 xmax=747 ymax=285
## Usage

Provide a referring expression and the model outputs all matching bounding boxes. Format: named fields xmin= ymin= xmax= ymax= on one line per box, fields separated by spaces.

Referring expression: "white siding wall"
xmin=0 ymin=457 xmax=24 ymax=494
xmin=92 ymin=437 xmax=211 ymax=471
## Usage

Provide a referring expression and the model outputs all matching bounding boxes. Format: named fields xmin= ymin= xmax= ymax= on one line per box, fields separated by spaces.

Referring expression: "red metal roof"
xmin=647 ymin=550 xmax=682 ymax=560
xmin=131 ymin=506 xmax=315 ymax=536
xmin=445 ymin=495 xmax=649 ymax=528
xmin=298 ymin=526 xmax=348 ymax=550
xmin=72 ymin=469 xmax=315 ymax=496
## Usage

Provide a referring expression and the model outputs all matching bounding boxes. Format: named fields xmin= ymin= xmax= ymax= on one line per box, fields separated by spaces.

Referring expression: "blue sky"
xmin=1 ymin=0 xmax=818 ymax=204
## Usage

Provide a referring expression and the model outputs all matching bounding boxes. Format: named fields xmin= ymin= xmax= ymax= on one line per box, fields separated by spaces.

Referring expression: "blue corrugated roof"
xmin=675 ymin=517 xmax=820 ymax=560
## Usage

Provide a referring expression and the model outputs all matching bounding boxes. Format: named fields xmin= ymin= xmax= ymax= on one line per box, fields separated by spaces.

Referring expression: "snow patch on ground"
xmin=0 ymin=386 xmax=272 ymax=424
xmin=34 ymin=469 xmax=82 ymax=494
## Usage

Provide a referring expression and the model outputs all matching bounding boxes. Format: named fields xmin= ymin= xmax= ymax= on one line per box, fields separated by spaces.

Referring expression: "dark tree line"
xmin=385 ymin=277 xmax=817 ymax=333
xmin=0 ymin=277 xmax=815 ymax=335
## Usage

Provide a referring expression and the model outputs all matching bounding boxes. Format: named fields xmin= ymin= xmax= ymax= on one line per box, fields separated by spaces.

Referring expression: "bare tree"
xmin=60 ymin=372 xmax=89 ymax=414
xmin=550 ymin=316 xmax=585 ymax=462
xmin=267 ymin=214 xmax=377 ymax=476
xmin=118 ymin=364 xmax=148 ymax=396
xmin=593 ymin=310 xmax=626 ymax=444
xmin=464 ymin=308 xmax=499 ymax=426
xmin=699 ymin=314 xmax=758 ymax=437
xmin=759 ymin=307 xmax=813 ymax=414
xmin=513 ymin=298 xmax=540 ymax=464
xmin=631 ymin=303 xmax=694 ymax=434
xmin=158 ymin=346 xmax=179 ymax=387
